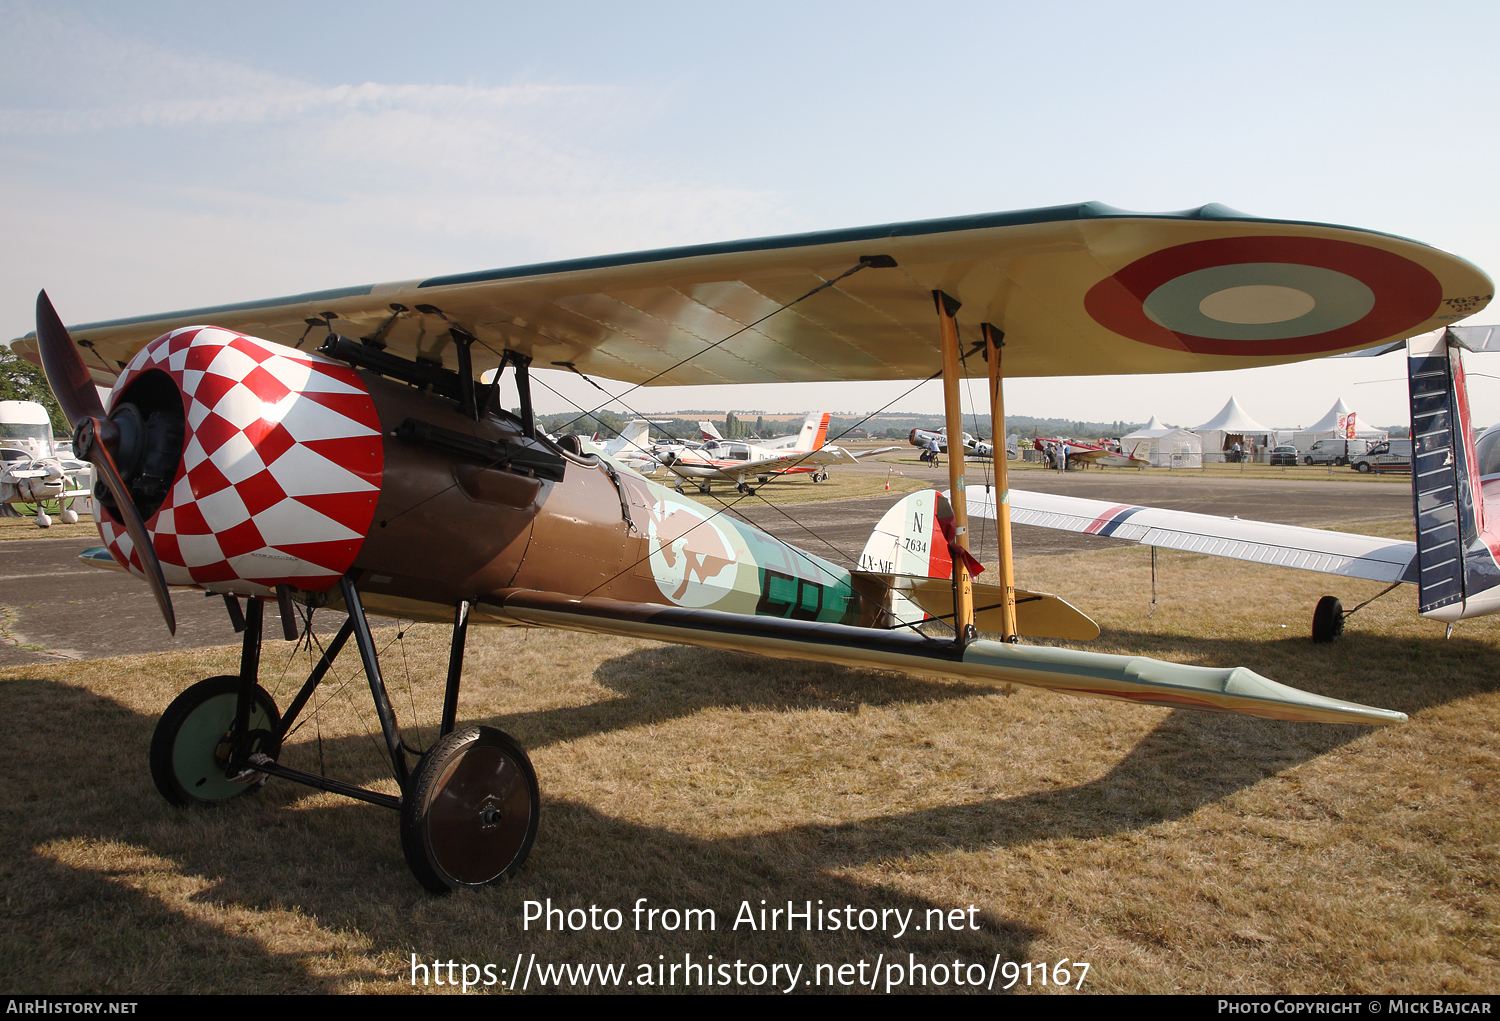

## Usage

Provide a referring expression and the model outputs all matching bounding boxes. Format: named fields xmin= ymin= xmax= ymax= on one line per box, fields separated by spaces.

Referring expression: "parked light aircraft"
xmin=965 ymin=326 xmax=1498 ymax=641
xmin=661 ymin=412 xmax=897 ymax=493
xmin=20 ymin=201 xmax=1488 ymax=893
xmin=1068 ymin=441 xmax=1152 ymax=470
xmin=0 ymin=400 xmax=92 ymax=526
xmin=909 ymin=426 xmax=976 ymax=454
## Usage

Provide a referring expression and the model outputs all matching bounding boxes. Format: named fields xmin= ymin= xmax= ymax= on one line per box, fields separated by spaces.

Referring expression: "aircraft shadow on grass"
xmin=4 ymin=628 xmax=1492 ymax=990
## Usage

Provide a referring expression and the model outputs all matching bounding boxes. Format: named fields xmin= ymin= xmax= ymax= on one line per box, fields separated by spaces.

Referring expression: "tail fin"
xmin=795 ymin=412 xmax=831 ymax=452
xmin=856 ymin=490 xmax=1097 ymax=639
xmin=1408 ymin=329 xmax=1497 ymax=620
xmin=699 ymin=421 xmax=723 ymax=441
xmin=620 ymin=419 xmax=651 ymax=453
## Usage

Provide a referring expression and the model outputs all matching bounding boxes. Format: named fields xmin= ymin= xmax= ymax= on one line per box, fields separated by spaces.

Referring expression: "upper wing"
xmin=966 ymin=487 xmax=1418 ymax=584
xmin=16 ymin=203 xmax=1490 ymax=388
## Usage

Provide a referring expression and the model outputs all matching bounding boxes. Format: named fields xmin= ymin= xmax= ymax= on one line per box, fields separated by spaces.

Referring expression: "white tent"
xmin=1121 ymin=417 xmax=1202 ymax=468
xmin=1291 ymin=398 xmax=1387 ymax=453
xmin=1193 ymin=397 xmax=1276 ymax=462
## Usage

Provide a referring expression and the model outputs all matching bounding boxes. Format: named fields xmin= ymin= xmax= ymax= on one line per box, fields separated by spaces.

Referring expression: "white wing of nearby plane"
xmin=964 ymin=486 xmax=1418 ymax=584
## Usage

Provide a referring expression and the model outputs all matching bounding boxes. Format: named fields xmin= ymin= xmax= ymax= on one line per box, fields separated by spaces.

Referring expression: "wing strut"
xmin=935 ymin=291 xmax=975 ymax=644
xmin=982 ymin=322 xmax=1019 ymax=641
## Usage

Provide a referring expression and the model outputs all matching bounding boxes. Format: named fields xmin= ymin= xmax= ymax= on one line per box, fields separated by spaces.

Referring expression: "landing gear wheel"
xmin=401 ymin=726 xmax=539 ymax=895
xmin=1311 ymin=595 xmax=1345 ymax=643
xmin=697 ymin=483 xmax=711 ymax=494
xmin=812 ymin=471 xmax=828 ymax=482
xmin=735 ymin=481 xmax=755 ymax=495
xmin=149 ymin=676 xmax=281 ymax=806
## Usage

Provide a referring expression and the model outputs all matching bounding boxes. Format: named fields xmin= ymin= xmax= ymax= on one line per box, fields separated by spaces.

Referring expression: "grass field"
xmin=1 ymin=518 xmax=1495 ymax=994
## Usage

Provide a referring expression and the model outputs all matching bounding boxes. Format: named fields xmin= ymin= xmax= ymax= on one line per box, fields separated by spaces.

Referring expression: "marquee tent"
xmin=1194 ymin=397 xmax=1276 ymax=462
xmin=1291 ymin=398 xmax=1388 ymax=453
xmin=1121 ymin=416 xmax=1203 ymax=468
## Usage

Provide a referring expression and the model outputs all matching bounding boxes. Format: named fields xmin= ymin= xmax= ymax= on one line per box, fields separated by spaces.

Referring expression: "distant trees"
xmin=0 ymin=346 xmax=68 ymax=436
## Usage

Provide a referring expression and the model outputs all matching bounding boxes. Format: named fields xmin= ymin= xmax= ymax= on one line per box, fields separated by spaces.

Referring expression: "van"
xmin=1350 ymin=438 xmax=1411 ymax=474
xmin=1304 ymin=438 xmax=1353 ymax=466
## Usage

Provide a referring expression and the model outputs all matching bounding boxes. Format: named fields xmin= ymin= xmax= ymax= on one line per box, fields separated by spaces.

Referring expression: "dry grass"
xmin=0 ymin=513 xmax=99 ymax=541
xmin=2 ymin=530 xmax=1496 ymax=994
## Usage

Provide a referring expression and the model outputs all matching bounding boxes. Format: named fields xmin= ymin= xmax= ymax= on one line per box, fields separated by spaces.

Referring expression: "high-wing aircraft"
xmin=964 ymin=325 xmax=1498 ymax=642
xmin=0 ymin=400 xmax=92 ymax=526
xmin=19 ymin=201 xmax=1490 ymax=893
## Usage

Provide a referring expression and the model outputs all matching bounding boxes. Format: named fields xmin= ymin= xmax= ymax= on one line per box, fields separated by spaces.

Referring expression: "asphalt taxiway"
xmin=0 ymin=469 xmax=1410 ymax=666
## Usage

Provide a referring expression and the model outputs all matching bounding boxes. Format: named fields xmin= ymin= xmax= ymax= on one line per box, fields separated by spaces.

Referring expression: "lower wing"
xmin=965 ymin=487 xmax=1417 ymax=585
xmin=493 ymin=590 xmax=1405 ymax=725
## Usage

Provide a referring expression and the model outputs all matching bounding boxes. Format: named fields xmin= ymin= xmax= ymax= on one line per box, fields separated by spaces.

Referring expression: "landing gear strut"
xmin=147 ymin=581 xmax=539 ymax=893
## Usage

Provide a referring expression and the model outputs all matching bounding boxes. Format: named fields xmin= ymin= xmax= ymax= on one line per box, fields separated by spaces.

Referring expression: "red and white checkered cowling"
xmin=97 ymin=326 xmax=384 ymax=596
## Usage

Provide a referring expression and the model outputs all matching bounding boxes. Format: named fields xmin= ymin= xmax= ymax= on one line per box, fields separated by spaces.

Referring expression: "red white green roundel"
xmin=1084 ymin=236 xmax=1443 ymax=357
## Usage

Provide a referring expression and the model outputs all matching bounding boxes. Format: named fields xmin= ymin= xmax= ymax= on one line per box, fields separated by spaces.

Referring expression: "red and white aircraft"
xmin=965 ymin=326 xmax=1499 ymax=641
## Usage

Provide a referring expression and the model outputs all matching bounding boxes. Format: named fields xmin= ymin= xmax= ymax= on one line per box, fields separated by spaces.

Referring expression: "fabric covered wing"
xmin=490 ymin=590 xmax=1405 ymax=725
xmin=15 ymin=203 xmax=1491 ymax=388
xmin=966 ymin=488 xmax=1418 ymax=584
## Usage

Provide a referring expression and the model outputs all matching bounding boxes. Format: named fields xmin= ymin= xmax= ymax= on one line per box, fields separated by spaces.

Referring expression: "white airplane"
xmin=661 ymin=412 xmax=897 ymax=494
xmin=909 ymin=426 xmax=977 ymax=454
xmin=963 ymin=325 xmax=1500 ymax=642
xmin=587 ymin=418 xmax=661 ymax=472
xmin=0 ymin=400 xmax=92 ymax=527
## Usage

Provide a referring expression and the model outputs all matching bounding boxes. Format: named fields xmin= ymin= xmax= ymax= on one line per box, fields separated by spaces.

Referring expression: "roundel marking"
xmin=644 ymin=497 xmax=739 ymax=608
xmin=1085 ymin=236 xmax=1442 ymax=356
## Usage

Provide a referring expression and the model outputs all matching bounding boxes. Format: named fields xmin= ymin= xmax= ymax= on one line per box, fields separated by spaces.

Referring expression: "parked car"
xmin=1303 ymin=438 xmax=1353 ymax=466
xmin=1269 ymin=444 xmax=1300 ymax=466
xmin=1350 ymin=438 xmax=1412 ymax=473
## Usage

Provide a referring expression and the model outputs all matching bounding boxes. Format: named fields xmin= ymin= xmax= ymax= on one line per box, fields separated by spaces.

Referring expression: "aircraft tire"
xmin=1311 ymin=596 xmax=1345 ymax=643
xmin=401 ymin=726 xmax=539 ymax=895
xmin=149 ymin=676 xmax=281 ymax=806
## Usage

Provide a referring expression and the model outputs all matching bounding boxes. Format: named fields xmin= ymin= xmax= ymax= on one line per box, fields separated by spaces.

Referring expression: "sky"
xmin=3 ymin=0 xmax=1499 ymax=431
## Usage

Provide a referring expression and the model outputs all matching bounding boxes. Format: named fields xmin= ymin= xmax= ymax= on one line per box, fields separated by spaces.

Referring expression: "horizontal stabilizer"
xmin=857 ymin=573 xmax=1099 ymax=641
xmin=492 ymin=590 xmax=1406 ymax=725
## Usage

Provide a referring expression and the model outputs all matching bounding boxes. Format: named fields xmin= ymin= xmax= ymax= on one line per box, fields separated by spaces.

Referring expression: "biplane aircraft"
xmin=18 ymin=201 xmax=1492 ymax=893
xmin=965 ymin=324 xmax=1500 ymax=642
